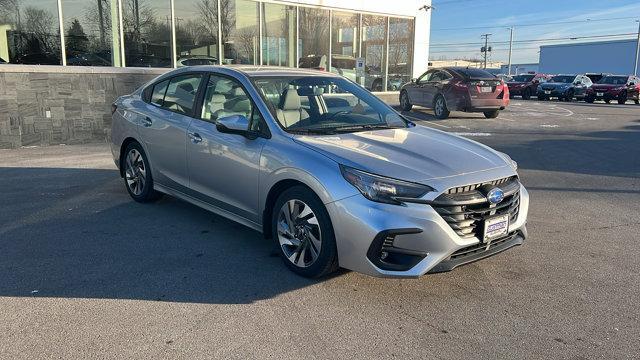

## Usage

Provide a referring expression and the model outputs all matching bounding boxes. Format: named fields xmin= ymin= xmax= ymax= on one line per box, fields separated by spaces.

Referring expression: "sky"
xmin=428 ymin=0 xmax=640 ymax=64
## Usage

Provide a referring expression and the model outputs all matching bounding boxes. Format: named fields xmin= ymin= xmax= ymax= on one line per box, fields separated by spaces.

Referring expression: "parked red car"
xmin=507 ymin=73 xmax=551 ymax=100
xmin=585 ymin=75 xmax=640 ymax=104
xmin=400 ymin=67 xmax=509 ymax=119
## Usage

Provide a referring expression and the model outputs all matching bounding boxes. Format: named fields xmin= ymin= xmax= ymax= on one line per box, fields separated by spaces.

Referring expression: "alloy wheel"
xmin=277 ymin=199 xmax=322 ymax=268
xmin=124 ymin=149 xmax=146 ymax=196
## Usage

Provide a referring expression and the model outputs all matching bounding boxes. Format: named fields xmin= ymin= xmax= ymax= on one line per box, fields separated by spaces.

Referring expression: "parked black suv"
xmin=537 ymin=74 xmax=592 ymax=101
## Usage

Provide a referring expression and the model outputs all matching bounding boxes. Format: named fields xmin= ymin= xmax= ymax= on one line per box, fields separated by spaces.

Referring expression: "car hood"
xmin=541 ymin=83 xmax=571 ymax=89
xmin=293 ymin=125 xmax=510 ymax=183
xmin=592 ymin=84 xmax=622 ymax=90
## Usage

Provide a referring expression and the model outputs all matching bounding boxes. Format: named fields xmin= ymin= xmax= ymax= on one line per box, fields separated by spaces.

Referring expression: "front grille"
xmin=450 ymin=231 xmax=519 ymax=259
xmin=432 ymin=177 xmax=520 ymax=239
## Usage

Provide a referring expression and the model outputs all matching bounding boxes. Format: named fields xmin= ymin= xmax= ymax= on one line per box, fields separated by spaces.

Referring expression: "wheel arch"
xmin=119 ymin=137 xmax=141 ymax=177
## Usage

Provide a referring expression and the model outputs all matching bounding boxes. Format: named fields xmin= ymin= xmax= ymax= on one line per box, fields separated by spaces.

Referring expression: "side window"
xmin=161 ymin=74 xmax=203 ymax=115
xmin=417 ymin=70 xmax=432 ymax=83
xmin=201 ymin=75 xmax=254 ymax=123
xmin=151 ymin=80 xmax=169 ymax=106
xmin=429 ymin=71 xmax=443 ymax=82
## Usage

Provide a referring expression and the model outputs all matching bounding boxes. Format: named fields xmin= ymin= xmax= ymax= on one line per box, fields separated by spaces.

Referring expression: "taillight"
xmin=111 ymin=104 xmax=117 ymax=115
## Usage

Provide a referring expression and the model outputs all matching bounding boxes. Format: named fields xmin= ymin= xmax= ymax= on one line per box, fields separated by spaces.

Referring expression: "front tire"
xmin=122 ymin=142 xmax=162 ymax=203
xmin=483 ymin=110 xmax=500 ymax=119
xmin=272 ymin=186 xmax=339 ymax=278
xmin=399 ymin=90 xmax=413 ymax=111
xmin=537 ymin=94 xmax=546 ymax=101
xmin=433 ymin=95 xmax=450 ymax=119
xmin=618 ymin=93 xmax=627 ymax=105
xmin=585 ymin=96 xmax=595 ymax=103
xmin=522 ymin=88 xmax=531 ymax=100
xmin=564 ymin=90 xmax=574 ymax=102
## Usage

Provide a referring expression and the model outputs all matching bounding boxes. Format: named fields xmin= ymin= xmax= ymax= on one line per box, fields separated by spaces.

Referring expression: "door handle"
xmin=188 ymin=132 xmax=202 ymax=143
xmin=142 ymin=117 xmax=152 ymax=127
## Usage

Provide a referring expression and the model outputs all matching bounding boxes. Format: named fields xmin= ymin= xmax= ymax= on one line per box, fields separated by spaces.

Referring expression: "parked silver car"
xmin=110 ymin=66 xmax=529 ymax=278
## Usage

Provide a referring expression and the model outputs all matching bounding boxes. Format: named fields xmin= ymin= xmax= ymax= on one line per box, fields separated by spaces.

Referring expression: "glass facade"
xmin=0 ymin=0 xmax=414 ymax=92
xmin=62 ymin=0 xmax=122 ymax=66
xmin=298 ymin=7 xmax=329 ymax=70
xmin=0 ymin=0 xmax=62 ymax=65
xmin=174 ymin=0 xmax=220 ymax=67
xmin=261 ymin=2 xmax=295 ymax=67
xmin=122 ymin=0 xmax=172 ymax=67
xmin=221 ymin=0 xmax=259 ymax=65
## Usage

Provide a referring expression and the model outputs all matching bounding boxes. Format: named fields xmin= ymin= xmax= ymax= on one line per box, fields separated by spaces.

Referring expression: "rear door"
xmin=137 ymin=73 xmax=204 ymax=191
xmin=186 ymin=73 xmax=268 ymax=223
xmin=405 ymin=70 xmax=433 ymax=106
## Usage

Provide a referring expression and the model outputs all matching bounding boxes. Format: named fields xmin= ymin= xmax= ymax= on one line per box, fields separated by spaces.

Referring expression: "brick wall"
xmin=0 ymin=65 xmax=166 ymax=149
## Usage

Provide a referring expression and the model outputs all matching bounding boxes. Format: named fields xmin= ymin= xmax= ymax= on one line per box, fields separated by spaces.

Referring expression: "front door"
xmin=406 ymin=70 xmax=433 ymax=106
xmin=186 ymin=74 xmax=267 ymax=223
xmin=137 ymin=73 xmax=204 ymax=190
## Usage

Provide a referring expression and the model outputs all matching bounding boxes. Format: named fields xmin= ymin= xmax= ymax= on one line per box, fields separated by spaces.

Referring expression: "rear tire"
xmin=564 ymin=90 xmax=574 ymax=102
xmin=122 ymin=141 xmax=162 ymax=203
xmin=585 ymin=96 xmax=595 ymax=103
xmin=483 ymin=110 xmax=500 ymax=119
xmin=634 ymin=99 xmax=639 ymax=105
xmin=272 ymin=186 xmax=339 ymax=278
xmin=522 ymin=88 xmax=531 ymax=100
xmin=399 ymin=91 xmax=413 ymax=111
xmin=433 ymin=95 xmax=450 ymax=119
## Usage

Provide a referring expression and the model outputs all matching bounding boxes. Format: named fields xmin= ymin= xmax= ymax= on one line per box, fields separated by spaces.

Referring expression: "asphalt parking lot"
xmin=1 ymin=100 xmax=639 ymax=359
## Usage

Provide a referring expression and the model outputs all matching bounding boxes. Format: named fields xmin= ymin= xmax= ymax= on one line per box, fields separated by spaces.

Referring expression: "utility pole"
xmin=481 ymin=33 xmax=491 ymax=69
xmin=634 ymin=20 xmax=640 ymax=76
xmin=507 ymin=27 xmax=514 ymax=76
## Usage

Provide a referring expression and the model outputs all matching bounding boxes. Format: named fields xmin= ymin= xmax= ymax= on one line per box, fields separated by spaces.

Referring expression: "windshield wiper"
xmin=330 ymin=124 xmax=403 ymax=133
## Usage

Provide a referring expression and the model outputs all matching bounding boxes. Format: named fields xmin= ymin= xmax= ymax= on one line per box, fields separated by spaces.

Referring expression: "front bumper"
xmin=326 ymin=182 xmax=530 ymax=278
xmin=538 ymin=88 xmax=567 ymax=98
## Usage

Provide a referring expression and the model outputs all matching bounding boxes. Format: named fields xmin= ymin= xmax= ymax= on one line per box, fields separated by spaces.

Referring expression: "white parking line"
xmin=403 ymin=114 xmax=451 ymax=128
xmin=453 ymin=132 xmax=492 ymax=137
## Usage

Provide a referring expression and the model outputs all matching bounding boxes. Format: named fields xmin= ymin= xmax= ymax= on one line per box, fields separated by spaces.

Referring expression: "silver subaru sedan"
xmin=110 ymin=66 xmax=529 ymax=278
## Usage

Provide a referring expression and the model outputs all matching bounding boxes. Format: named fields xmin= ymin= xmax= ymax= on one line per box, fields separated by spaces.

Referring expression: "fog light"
xmin=380 ymin=251 xmax=389 ymax=260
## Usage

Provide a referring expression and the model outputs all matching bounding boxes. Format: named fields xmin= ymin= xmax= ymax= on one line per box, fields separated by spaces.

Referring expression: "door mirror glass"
xmin=217 ymin=114 xmax=251 ymax=135
xmin=411 ymin=78 xmax=417 ymax=83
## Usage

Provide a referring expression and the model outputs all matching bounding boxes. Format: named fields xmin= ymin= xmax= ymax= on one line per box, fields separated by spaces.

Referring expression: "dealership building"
xmin=0 ymin=0 xmax=432 ymax=148
xmin=539 ymin=39 xmax=640 ymax=75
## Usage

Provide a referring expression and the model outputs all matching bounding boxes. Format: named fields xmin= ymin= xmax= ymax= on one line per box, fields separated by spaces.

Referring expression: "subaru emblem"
xmin=487 ymin=187 xmax=504 ymax=204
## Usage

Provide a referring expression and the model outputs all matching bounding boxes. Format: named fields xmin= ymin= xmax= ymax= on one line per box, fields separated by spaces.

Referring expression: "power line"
xmin=430 ymin=32 xmax=638 ymax=47
xmin=431 ymin=16 xmax=640 ymax=31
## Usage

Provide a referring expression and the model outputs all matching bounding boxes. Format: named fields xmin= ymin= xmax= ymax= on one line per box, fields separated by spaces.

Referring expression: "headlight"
xmin=340 ymin=165 xmax=433 ymax=205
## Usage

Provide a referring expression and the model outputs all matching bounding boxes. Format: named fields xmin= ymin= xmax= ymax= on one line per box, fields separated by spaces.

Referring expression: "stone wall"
xmin=0 ymin=65 xmax=401 ymax=149
xmin=0 ymin=65 xmax=166 ymax=149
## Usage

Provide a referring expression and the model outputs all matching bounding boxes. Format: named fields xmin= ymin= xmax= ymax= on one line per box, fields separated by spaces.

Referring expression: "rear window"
xmin=161 ymin=74 xmax=203 ymax=115
xmin=511 ymin=74 xmax=535 ymax=82
xmin=598 ymin=76 xmax=628 ymax=85
xmin=451 ymin=68 xmax=495 ymax=78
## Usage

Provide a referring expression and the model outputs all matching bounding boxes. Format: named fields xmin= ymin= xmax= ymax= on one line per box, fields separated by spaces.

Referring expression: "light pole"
xmin=634 ymin=20 xmax=640 ymax=76
xmin=507 ymin=26 xmax=514 ymax=76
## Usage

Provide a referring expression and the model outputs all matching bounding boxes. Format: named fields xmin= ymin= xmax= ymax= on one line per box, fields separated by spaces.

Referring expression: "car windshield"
xmin=252 ymin=76 xmax=408 ymax=134
xmin=598 ymin=76 xmax=628 ymax=85
xmin=511 ymin=75 xmax=535 ymax=82
xmin=549 ymin=76 xmax=575 ymax=83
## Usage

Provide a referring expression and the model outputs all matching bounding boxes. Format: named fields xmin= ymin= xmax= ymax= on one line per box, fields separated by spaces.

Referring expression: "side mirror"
xmin=411 ymin=78 xmax=417 ymax=83
xmin=216 ymin=114 xmax=257 ymax=139
xmin=532 ymin=79 xmax=539 ymax=84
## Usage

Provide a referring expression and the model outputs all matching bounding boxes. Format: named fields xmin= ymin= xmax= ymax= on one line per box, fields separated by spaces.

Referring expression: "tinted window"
xmin=511 ymin=75 xmax=535 ymax=82
xmin=151 ymin=80 xmax=169 ymax=106
xmin=182 ymin=58 xmax=217 ymax=66
xmin=598 ymin=76 xmax=629 ymax=85
xmin=452 ymin=68 xmax=495 ymax=78
xmin=549 ymin=76 xmax=576 ymax=83
xmin=161 ymin=74 xmax=203 ymax=115
xmin=201 ymin=75 xmax=253 ymax=122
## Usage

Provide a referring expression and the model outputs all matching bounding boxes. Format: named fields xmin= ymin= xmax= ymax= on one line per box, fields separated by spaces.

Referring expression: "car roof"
xmin=168 ymin=65 xmax=336 ymax=78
